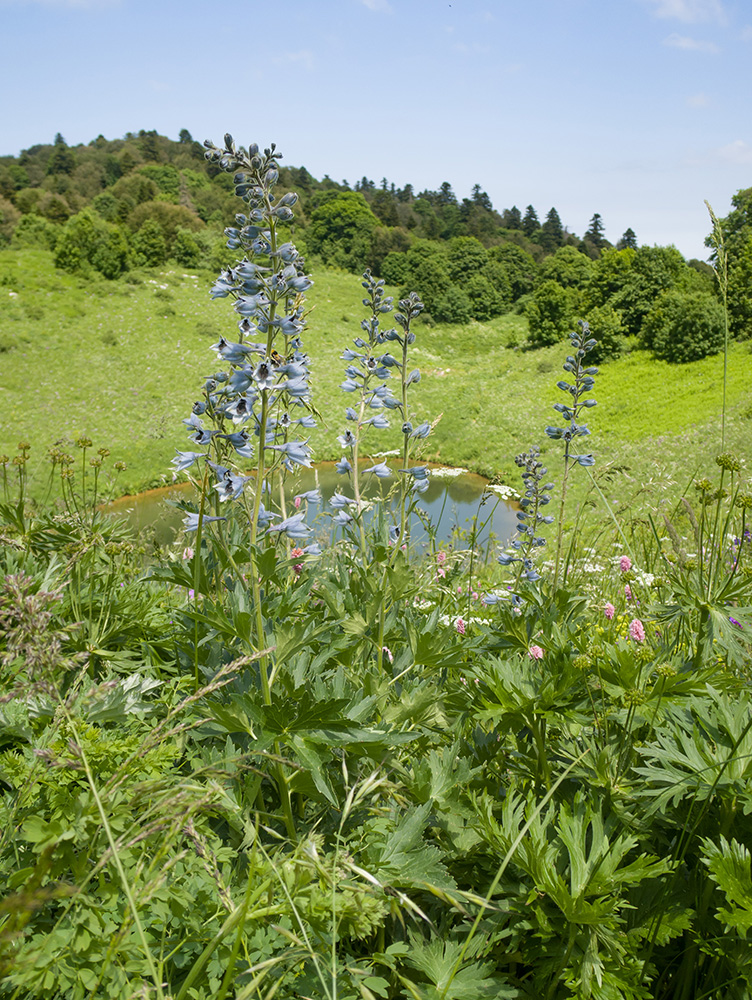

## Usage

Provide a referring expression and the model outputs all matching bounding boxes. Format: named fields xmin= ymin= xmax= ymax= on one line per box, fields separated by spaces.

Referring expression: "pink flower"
xmin=604 ymin=602 xmax=615 ymax=620
xmin=182 ymin=546 xmax=194 ymax=561
xmin=437 ymin=551 xmax=447 ymax=566
xmin=620 ymin=555 xmax=632 ymax=572
xmin=471 ymin=591 xmax=479 ymax=601
xmin=437 ymin=567 xmax=447 ymax=579
xmin=382 ymin=646 xmax=394 ymax=664
xmin=528 ymin=644 xmax=544 ymax=660
xmin=455 ymin=617 xmax=466 ymax=635
xmin=629 ymin=618 xmax=645 ymax=642
xmin=294 ymin=496 xmax=302 ymax=509
xmin=625 ymin=584 xmax=633 ymax=600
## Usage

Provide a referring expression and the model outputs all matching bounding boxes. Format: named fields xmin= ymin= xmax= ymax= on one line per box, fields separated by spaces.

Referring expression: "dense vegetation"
xmin=2 ymin=129 xmax=751 ymax=363
xmin=1 ymin=133 xmax=752 ymax=1000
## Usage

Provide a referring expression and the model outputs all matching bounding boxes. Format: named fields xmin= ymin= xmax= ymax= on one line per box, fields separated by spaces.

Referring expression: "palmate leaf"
xmin=702 ymin=835 xmax=752 ymax=937
xmin=364 ymin=804 xmax=456 ymax=892
xmin=634 ymin=691 xmax=752 ymax=814
xmin=400 ymin=933 xmax=517 ymax=1000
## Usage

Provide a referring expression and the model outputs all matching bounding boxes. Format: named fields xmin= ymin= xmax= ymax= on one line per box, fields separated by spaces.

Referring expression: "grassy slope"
xmin=1 ymin=249 xmax=751 ymax=501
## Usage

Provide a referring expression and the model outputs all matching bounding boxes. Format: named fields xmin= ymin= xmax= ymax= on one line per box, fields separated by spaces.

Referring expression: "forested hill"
xmin=1 ymin=129 xmax=751 ymax=356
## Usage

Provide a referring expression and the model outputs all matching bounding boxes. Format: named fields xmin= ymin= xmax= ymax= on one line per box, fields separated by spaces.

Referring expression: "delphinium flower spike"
xmin=333 ymin=269 xmax=398 ymax=553
xmin=544 ymin=319 xmax=598 ymax=588
xmin=393 ymin=292 xmax=428 ymax=548
xmin=184 ymin=136 xmax=318 ymax=557
xmin=497 ymin=446 xmax=554 ymax=598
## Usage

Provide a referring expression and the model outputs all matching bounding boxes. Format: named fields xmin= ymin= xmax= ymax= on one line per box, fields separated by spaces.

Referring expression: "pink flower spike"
xmin=625 ymin=584 xmax=633 ymax=600
xmin=455 ymin=617 xmax=466 ymax=635
xmin=620 ymin=555 xmax=632 ymax=572
xmin=294 ymin=496 xmax=302 ymax=509
xmin=629 ymin=618 xmax=645 ymax=643
xmin=437 ymin=567 xmax=446 ymax=579
xmin=528 ymin=644 xmax=544 ymax=660
xmin=437 ymin=551 xmax=447 ymax=565
xmin=604 ymin=602 xmax=615 ymax=620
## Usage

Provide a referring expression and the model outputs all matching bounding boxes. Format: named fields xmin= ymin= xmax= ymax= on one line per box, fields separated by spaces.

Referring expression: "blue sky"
xmin=1 ymin=0 xmax=750 ymax=260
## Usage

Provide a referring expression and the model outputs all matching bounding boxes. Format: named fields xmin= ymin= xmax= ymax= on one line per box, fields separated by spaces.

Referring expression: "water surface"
xmin=107 ymin=463 xmax=518 ymax=556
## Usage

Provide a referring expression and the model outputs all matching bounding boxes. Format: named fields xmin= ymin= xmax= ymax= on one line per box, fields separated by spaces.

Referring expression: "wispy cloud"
xmin=271 ymin=50 xmax=315 ymax=71
xmin=645 ymin=0 xmax=726 ymax=24
xmin=716 ymin=140 xmax=752 ymax=165
xmin=360 ymin=0 xmax=392 ymax=11
xmin=664 ymin=32 xmax=719 ymax=51
xmin=687 ymin=92 xmax=711 ymax=106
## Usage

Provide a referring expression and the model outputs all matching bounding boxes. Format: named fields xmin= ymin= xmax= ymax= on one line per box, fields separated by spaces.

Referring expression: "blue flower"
xmin=268 ymin=513 xmax=311 ymax=539
xmin=211 ymin=338 xmax=257 ymax=364
xmin=399 ymin=466 xmax=429 ymax=480
xmin=214 ymin=473 xmax=251 ymax=502
xmin=338 ymin=430 xmax=356 ymax=449
xmin=336 ymin=457 xmax=352 ymax=475
xmin=253 ymin=361 xmax=276 ymax=391
xmin=218 ymin=430 xmax=254 ymax=458
xmin=294 ymin=489 xmax=321 ymax=504
xmin=256 ymin=504 xmax=277 ymax=530
xmin=172 ymin=450 xmax=207 ymax=472
xmin=332 ymin=510 xmax=354 ymax=526
xmin=183 ymin=512 xmax=226 ymax=531
xmin=278 ymin=376 xmax=310 ymax=399
xmin=364 ymin=414 xmax=390 ymax=429
xmin=410 ymin=422 xmax=431 ymax=439
xmin=331 ymin=491 xmax=357 ymax=509
xmin=364 ymin=461 xmax=391 ymax=478
xmin=268 ymin=440 xmax=312 ymax=468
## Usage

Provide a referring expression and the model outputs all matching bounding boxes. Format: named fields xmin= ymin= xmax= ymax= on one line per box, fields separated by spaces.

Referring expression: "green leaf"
xmin=702 ymin=835 xmax=752 ymax=936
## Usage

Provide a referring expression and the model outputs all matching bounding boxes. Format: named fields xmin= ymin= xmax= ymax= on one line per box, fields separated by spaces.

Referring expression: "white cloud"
xmin=716 ymin=140 xmax=752 ymax=165
xmin=645 ymin=0 xmax=726 ymax=23
xmin=664 ymin=32 xmax=719 ymax=51
xmin=360 ymin=0 xmax=392 ymax=11
xmin=272 ymin=50 xmax=315 ymax=71
xmin=687 ymin=92 xmax=710 ymax=106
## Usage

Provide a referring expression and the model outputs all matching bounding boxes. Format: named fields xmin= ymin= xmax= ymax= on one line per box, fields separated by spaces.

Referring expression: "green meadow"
xmin=2 ymin=248 xmax=750 ymax=501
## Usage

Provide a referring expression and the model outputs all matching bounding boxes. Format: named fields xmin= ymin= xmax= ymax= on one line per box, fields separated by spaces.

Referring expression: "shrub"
xmin=582 ymin=303 xmax=625 ymax=362
xmin=433 ymin=286 xmax=473 ymax=324
xmin=464 ymin=273 xmax=503 ymax=320
xmin=53 ymin=209 xmax=130 ymax=278
xmin=381 ymin=251 xmax=409 ymax=286
xmin=641 ymin=290 xmax=726 ymax=363
xmin=11 ymin=213 xmax=59 ymax=250
xmin=172 ymin=228 xmax=201 ymax=267
xmin=130 ymin=218 xmax=168 ymax=267
xmin=526 ymin=279 xmax=572 ymax=347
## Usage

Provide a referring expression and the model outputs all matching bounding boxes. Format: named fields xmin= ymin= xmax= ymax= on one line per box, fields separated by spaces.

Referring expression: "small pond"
xmin=107 ymin=463 xmax=519 ymax=556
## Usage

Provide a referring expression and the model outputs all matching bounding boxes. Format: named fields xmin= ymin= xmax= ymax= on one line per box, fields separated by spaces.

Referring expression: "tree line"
xmin=1 ymin=129 xmax=750 ymax=362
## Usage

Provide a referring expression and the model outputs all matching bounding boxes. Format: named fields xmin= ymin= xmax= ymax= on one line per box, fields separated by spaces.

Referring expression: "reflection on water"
xmin=106 ymin=463 xmax=518 ymax=556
